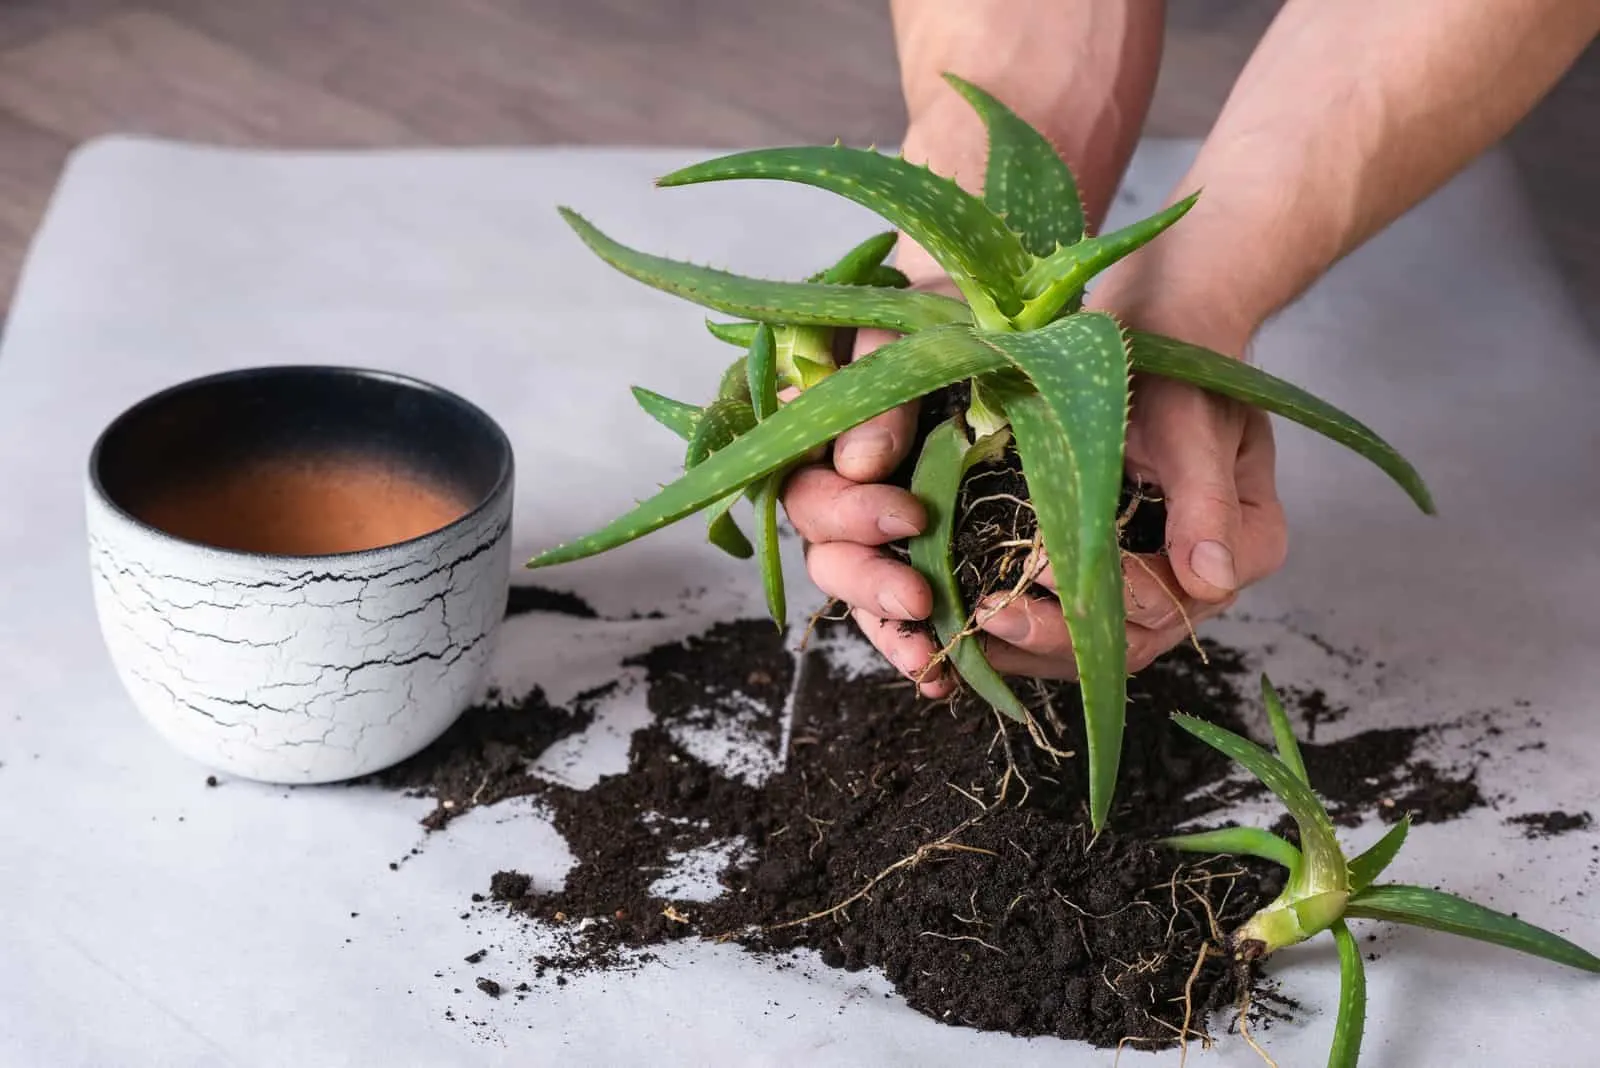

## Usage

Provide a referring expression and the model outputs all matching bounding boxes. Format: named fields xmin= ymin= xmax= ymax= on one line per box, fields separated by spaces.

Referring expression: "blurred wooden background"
xmin=0 ymin=1 xmax=1594 ymax=321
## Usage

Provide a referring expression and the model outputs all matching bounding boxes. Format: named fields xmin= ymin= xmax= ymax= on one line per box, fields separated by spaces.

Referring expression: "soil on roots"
xmin=486 ymin=620 xmax=1289 ymax=1050
xmin=888 ymin=384 xmax=1169 ymax=629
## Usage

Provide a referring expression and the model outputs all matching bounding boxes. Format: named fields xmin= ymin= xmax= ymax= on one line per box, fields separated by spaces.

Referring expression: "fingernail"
xmin=980 ymin=604 xmax=1030 ymax=644
xmin=1190 ymin=540 xmax=1237 ymax=592
xmin=879 ymin=590 xmax=914 ymax=619
xmin=837 ymin=428 xmax=894 ymax=472
xmin=877 ymin=512 xmax=920 ymax=539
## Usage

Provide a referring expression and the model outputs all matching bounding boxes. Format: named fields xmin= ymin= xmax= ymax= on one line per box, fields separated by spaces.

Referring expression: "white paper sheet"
xmin=1 ymin=136 xmax=1596 ymax=1068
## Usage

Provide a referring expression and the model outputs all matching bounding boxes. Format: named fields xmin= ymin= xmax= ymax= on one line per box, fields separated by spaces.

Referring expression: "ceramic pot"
xmin=85 ymin=365 xmax=514 ymax=784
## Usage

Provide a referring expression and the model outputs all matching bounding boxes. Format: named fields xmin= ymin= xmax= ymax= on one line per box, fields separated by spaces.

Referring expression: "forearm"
xmin=1098 ymin=0 xmax=1600 ymax=351
xmin=888 ymin=0 xmax=1166 ymax=263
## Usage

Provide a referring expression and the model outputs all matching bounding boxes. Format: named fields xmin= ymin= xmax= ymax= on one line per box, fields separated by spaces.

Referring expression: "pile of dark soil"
xmin=368 ymin=602 xmax=1502 ymax=1051
xmin=487 ymin=620 xmax=1286 ymax=1049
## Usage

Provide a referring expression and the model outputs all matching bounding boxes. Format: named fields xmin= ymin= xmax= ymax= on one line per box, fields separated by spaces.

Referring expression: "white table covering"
xmin=0 ymin=136 xmax=1596 ymax=1067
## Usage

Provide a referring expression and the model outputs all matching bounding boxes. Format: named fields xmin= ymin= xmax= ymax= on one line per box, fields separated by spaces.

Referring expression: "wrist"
xmin=1086 ymin=245 xmax=1262 ymax=360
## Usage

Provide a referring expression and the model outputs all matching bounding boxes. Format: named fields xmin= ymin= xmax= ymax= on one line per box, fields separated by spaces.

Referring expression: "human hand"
xmin=779 ymin=258 xmax=1288 ymax=695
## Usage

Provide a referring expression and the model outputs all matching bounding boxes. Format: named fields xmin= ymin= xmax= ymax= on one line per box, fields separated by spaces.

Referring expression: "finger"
xmin=1230 ymin=411 xmax=1289 ymax=589
xmin=1121 ymin=553 xmax=1205 ymax=629
xmin=806 ymin=541 xmax=931 ymax=621
xmin=1151 ymin=399 xmax=1246 ymax=604
xmin=981 ymin=637 xmax=1078 ymax=681
xmin=781 ymin=465 xmax=926 ymax=545
xmin=1036 ymin=553 xmax=1205 ymax=630
xmin=832 ymin=325 xmax=918 ymax=482
xmin=851 ymin=606 xmax=954 ymax=698
xmin=974 ymin=592 xmax=1073 ymax=659
xmin=1127 ymin=617 xmax=1223 ymax=673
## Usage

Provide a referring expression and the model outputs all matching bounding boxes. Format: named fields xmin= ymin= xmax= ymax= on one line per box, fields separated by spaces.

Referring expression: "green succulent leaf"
xmin=1347 ymin=815 xmax=1411 ymax=892
xmin=1161 ymin=826 xmax=1303 ymax=873
xmin=526 ymin=324 xmax=1008 ymax=569
xmin=707 ymin=319 xmax=758 ymax=347
xmin=1262 ymin=674 xmax=1311 ymax=785
xmin=1127 ymin=330 xmax=1434 ymax=514
xmin=982 ymin=312 xmax=1130 ymax=830
xmin=631 ymin=386 xmax=700 ymax=442
xmin=561 ymin=208 xmax=972 ymax=334
xmin=685 ymin=397 xmax=757 ymax=468
xmin=1329 ymin=919 xmax=1368 ymax=1068
xmin=754 ymin=476 xmax=786 ymax=627
xmin=908 ymin=417 xmax=1029 ymax=722
xmin=791 ymin=356 xmax=834 ymax=389
xmin=942 ymin=72 xmax=1084 ymax=255
xmin=1169 ymin=713 xmax=1348 ymax=902
xmin=747 ymin=324 xmax=779 ymax=422
xmin=1015 ymin=195 xmax=1198 ymax=328
xmin=865 ymin=264 xmax=911 ymax=288
xmin=716 ymin=356 xmax=752 ymax=404
xmin=656 ymin=146 xmax=1032 ymax=315
xmin=812 ymin=230 xmax=899 ymax=284
xmin=1346 ymin=884 xmax=1600 ymax=973
xmin=707 ymin=508 xmax=753 ymax=558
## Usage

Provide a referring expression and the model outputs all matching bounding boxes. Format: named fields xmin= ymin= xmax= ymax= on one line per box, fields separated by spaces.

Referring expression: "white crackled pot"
xmin=85 ymin=366 xmax=515 ymax=784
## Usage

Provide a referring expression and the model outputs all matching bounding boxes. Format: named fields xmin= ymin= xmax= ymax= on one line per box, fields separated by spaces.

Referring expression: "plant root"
xmin=761 ymin=814 xmax=996 ymax=932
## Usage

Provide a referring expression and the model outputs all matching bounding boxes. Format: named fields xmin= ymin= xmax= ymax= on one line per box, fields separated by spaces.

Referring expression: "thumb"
xmin=1155 ymin=416 xmax=1244 ymax=604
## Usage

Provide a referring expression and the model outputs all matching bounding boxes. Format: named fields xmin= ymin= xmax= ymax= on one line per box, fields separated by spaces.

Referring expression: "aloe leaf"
xmin=980 ymin=313 xmax=1129 ymax=829
xmin=656 ymin=147 xmax=1032 ymax=314
xmin=812 ymin=230 xmax=899 ymax=284
xmin=685 ymin=397 xmax=757 ymax=468
xmin=908 ymin=417 xmax=1029 ymax=722
xmin=1170 ymin=714 xmax=1348 ymax=900
xmin=792 ymin=356 xmax=833 ymax=389
xmin=775 ymin=325 xmax=836 ymax=388
xmin=1346 ymin=884 xmax=1600 ymax=973
xmin=561 ymin=208 xmax=972 ymax=333
xmin=1347 ymin=816 xmax=1410 ymax=892
xmin=1126 ymin=330 xmax=1434 ymax=514
xmin=527 ymin=324 xmax=1008 ymax=568
xmin=1261 ymin=674 xmax=1310 ymax=785
xmin=1161 ymin=826 xmax=1303 ymax=873
xmin=747 ymin=324 xmax=779 ymax=421
xmin=707 ymin=319 xmax=757 ymax=347
xmin=942 ymin=73 xmax=1084 ymax=255
xmin=754 ymin=476 xmax=786 ymax=627
xmin=631 ymin=386 xmax=700 ymax=442
xmin=716 ymin=356 xmax=752 ymax=404
xmin=1014 ymin=196 xmax=1198 ymax=328
xmin=866 ymin=264 xmax=910 ymax=288
xmin=1329 ymin=919 xmax=1367 ymax=1068
xmin=707 ymin=504 xmax=754 ymax=559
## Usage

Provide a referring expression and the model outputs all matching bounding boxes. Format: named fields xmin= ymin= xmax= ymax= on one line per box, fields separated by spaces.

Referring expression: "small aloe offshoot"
xmin=528 ymin=72 xmax=1436 ymax=831
xmin=1163 ymin=676 xmax=1600 ymax=1066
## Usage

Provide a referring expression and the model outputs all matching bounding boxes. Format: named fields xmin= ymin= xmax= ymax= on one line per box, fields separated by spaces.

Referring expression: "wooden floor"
xmin=0 ymin=2 xmax=1594 ymax=321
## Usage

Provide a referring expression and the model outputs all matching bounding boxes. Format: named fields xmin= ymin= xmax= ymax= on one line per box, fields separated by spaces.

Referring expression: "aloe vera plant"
xmin=527 ymin=72 xmax=1435 ymax=831
xmin=1164 ymin=677 xmax=1600 ymax=1066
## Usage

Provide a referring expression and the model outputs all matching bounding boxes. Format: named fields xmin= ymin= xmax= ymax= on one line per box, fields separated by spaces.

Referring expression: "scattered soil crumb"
xmin=506 ymin=584 xmax=600 ymax=620
xmin=358 ymin=685 xmax=601 ymax=831
xmin=1507 ymin=810 xmax=1593 ymax=839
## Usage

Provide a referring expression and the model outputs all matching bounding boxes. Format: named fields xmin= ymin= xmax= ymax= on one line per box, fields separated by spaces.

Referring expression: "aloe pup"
xmin=527 ymin=73 xmax=1434 ymax=831
xmin=1164 ymin=678 xmax=1600 ymax=1066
